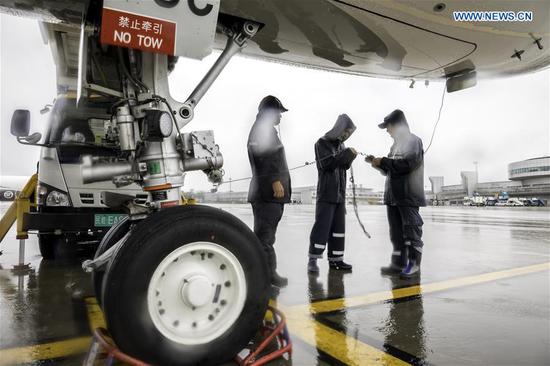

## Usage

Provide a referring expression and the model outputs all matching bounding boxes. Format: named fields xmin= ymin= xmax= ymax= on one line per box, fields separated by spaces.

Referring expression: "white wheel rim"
xmin=147 ymin=242 xmax=247 ymax=345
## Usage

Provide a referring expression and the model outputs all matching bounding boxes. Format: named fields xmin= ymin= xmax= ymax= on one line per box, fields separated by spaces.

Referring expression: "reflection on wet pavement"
xmin=0 ymin=204 xmax=549 ymax=365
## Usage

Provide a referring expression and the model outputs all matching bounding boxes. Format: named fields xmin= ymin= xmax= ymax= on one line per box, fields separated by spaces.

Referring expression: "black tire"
xmin=92 ymin=216 xmax=131 ymax=306
xmin=38 ymin=234 xmax=75 ymax=260
xmin=102 ymin=205 xmax=271 ymax=366
xmin=38 ymin=234 xmax=56 ymax=260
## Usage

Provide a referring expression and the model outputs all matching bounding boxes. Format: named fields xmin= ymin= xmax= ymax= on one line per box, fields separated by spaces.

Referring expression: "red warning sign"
xmin=100 ymin=7 xmax=176 ymax=55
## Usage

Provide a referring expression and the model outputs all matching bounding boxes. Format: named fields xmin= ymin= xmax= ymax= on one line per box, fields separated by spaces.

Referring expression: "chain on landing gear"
xmin=83 ymin=306 xmax=292 ymax=366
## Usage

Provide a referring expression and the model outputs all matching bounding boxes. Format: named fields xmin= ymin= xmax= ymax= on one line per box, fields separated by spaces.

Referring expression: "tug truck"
xmin=14 ymin=97 xmax=150 ymax=259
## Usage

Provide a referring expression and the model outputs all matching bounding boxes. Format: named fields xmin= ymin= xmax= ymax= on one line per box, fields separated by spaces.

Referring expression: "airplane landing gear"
xmin=75 ymin=12 xmax=269 ymax=364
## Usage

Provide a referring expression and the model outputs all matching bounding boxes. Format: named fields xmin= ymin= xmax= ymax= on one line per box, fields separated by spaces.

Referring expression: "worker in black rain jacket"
xmin=367 ymin=109 xmax=426 ymax=279
xmin=308 ymin=114 xmax=358 ymax=273
xmin=247 ymin=95 xmax=291 ymax=287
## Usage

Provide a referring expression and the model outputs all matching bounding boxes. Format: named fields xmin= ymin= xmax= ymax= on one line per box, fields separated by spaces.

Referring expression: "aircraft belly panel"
xmin=219 ymin=0 xmax=550 ymax=79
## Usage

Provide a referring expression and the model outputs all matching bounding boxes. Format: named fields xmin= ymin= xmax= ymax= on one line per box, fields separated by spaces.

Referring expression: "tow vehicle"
xmin=14 ymin=97 xmax=150 ymax=259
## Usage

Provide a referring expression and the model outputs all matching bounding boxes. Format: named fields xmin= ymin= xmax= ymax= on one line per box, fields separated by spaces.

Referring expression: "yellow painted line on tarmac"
xmin=282 ymin=262 xmax=550 ymax=365
xmin=0 ymin=337 xmax=91 ymax=366
xmin=284 ymin=309 xmax=408 ymax=366
xmin=82 ymin=296 xmax=394 ymax=366
xmin=84 ymin=296 xmax=106 ymax=331
xmin=302 ymin=262 xmax=550 ymax=315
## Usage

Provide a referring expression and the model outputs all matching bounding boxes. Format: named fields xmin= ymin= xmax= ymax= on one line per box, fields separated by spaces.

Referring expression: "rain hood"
xmin=324 ymin=114 xmax=356 ymax=141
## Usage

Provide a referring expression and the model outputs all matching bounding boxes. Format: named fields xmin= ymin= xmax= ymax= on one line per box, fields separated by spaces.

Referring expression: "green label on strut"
xmin=147 ymin=161 xmax=162 ymax=175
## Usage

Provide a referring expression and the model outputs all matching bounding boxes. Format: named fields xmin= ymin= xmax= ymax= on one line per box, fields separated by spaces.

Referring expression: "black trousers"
xmin=309 ymin=202 xmax=346 ymax=261
xmin=387 ymin=205 xmax=424 ymax=267
xmin=251 ymin=202 xmax=284 ymax=275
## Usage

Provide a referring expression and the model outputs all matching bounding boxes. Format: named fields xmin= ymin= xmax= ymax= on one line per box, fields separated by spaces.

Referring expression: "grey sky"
xmin=1 ymin=15 xmax=549 ymax=192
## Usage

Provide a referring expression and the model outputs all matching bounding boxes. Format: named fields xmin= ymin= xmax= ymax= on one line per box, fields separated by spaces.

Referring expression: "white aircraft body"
xmin=0 ymin=1 xmax=547 ymax=86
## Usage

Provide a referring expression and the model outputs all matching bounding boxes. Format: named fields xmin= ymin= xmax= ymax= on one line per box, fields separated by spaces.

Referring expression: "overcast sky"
xmin=1 ymin=15 xmax=549 ymax=192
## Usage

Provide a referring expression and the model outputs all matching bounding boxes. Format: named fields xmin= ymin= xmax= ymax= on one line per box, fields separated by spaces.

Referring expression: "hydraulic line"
xmin=424 ymin=84 xmax=447 ymax=154
xmin=349 ymin=165 xmax=371 ymax=238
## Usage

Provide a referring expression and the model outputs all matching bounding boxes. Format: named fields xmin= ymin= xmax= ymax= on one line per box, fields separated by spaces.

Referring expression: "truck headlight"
xmin=36 ymin=184 xmax=48 ymax=205
xmin=46 ymin=190 xmax=70 ymax=206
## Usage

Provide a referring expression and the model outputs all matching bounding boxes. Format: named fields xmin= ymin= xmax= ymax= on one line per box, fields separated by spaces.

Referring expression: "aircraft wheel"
xmin=38 ymin=234 xmax=57 ymax=260
xmin=91 ymin=216 xmax=131 ymax=306
xmin=38 ymin=233 xmax=75 ymax=260
xmin=101 ymin=205 xmax=270 ymax=365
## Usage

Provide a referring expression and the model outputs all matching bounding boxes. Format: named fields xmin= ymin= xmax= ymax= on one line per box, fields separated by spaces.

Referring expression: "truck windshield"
xmin=45 ymin=97 xmax=115 ymax=148
xmin=45 ymin=97 xmax=120 ymax=163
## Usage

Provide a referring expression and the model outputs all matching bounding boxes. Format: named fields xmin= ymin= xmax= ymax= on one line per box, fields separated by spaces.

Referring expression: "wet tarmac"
xmin=0 ymin=203 xmax=549 ymax=365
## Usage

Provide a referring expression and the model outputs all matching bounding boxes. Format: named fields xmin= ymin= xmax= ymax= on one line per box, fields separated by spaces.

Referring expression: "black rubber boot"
xmin=399 ymin=261 xmax=420 ymax=279
xmin=271 ymin=271 xmax=288 ymax=288
xmin=399 ymin=248 xmax=422 ymax=279
xmin=381 ymin=246 xmax=408 ymax=276
xmin=329 ymin=261 xmax=352 ymax=272
xmin=308 ymin=258 xmax=320 ymax=274
xmin=414 ymin=250 xmax=422 ymax=266
xmin=380 ymin=264 xmax=404 ymax=276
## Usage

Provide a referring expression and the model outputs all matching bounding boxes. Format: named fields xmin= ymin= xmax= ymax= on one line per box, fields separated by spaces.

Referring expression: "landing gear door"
xmin=100 ymin=0 xmax=220 ymax=59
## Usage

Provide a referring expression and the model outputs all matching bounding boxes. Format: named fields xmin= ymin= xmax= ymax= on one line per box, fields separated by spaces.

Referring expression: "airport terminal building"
xmin=429 ymin=157 xmax=550 ymax=204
